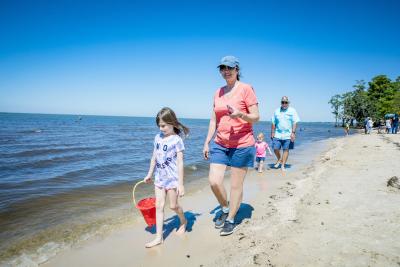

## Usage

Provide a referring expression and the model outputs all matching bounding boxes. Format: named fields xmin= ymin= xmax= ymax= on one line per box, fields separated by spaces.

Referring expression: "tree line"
xmin=329 ymin=75 xmax=400 ymax=127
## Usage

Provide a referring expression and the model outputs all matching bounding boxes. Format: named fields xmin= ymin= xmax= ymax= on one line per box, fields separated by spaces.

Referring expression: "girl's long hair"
xmin=156 ymin=107 xmax=189 ymax=137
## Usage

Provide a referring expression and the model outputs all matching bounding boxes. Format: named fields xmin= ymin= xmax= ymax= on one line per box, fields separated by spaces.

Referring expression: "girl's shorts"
xmin=209 ymin=142 xmax=255 ymax=168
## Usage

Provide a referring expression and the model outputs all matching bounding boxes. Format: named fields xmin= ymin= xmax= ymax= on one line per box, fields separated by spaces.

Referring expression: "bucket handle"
xmin=132 ymin=180 xmax=145 ymax=208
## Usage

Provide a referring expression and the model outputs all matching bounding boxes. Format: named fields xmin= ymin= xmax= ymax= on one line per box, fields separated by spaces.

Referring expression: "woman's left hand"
xmin=177 ymin=185 xmax=185 ymax=197
xmin=227 ymin=105 xmax=242 ymax=119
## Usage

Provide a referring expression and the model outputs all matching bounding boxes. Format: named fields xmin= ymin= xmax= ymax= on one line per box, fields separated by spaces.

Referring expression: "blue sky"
xmin=0 ymin=0 xmax=399 ymax=121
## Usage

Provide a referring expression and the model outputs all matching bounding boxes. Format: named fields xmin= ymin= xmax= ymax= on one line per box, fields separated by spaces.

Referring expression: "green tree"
xmin=392 ymin=76 xmax=400 ymax=114
xmin=330 ymin=75 xmax=400 ymax=126
xmin=350 ymin=80 xmax=373 ymax=126
xmin=328 ymin=94 xmax=342 ymax=127
xmin=367 ymin=75 xmax=394 ymax=117
xmin=341 ymin=91 xmax=354 ymax=126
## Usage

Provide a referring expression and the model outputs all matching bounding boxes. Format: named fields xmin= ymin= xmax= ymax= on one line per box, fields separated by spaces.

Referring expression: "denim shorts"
xmin=255 ymin=157 xmax=265 ymax=162
xmin=209 ymin=142 xmax=255 ymax=168
xmin=272 ymin=138 xmax=294 ymax=150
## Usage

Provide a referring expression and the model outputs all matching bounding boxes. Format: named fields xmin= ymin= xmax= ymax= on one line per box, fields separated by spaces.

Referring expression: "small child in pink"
xmin=255 ymin=133 xmax=272 ymax=173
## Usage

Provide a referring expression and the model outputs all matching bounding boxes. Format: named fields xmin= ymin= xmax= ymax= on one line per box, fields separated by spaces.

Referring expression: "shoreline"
xmin=33 ymin=137 xmax=335 ymax=267
xmin=8 ymin=130 xmax=398 ymax=266
xmin=1 ymin=131 xmax=335 ymax=266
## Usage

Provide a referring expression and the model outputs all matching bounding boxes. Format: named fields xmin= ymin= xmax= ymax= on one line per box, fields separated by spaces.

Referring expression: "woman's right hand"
xmin=203 ymin=143 xmax=209 ymax=160
xmin=143 ymin=175 xmax=152 ymax=184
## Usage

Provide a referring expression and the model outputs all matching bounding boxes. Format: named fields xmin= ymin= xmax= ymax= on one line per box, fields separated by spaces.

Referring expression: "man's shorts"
xmin=272 ymin=138 xmax=293 ymax=150
xmin=209 ymin=142 xmax=255 ymax=168
xmin=255 ymin=157 xmax=265 ymax=162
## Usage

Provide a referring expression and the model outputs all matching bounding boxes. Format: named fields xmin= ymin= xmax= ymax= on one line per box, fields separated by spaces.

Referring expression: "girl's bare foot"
xmin=176 ymin=220 xmax=187 ymax=235
xmin=145 ymin=237 xmax=163 ymax=248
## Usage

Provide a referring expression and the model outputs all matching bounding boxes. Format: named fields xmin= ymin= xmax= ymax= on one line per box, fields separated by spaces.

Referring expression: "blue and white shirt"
xmin=271 ymin=107 xmax=300 ymax=140
xmin=153 ymin=133 xmax=185 ymax=189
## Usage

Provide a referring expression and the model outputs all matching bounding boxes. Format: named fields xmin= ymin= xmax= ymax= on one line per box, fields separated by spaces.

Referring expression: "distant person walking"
xmin=378 ymin=119 xmax=384 ymax=134
xmin=271 ymin=96 xmax=300 ymax=171
xmin=392 ymin=114 xmax=399 ymax=134
xmin=367 ymin=118 xmax=373 ymax=134
xmin=203 ymin=56 xmax=260 ymax=236
xmin=385 ymin=118 xmax=392 ymax=134
xmin=364 ymin=117 xmax=369 ymax=134
xmin=344 ymin=121 xmax=350 ymax=136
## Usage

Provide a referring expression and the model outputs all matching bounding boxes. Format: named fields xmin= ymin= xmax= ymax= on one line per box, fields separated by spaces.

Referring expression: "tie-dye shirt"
xmin=153 ymin=133 xmax=185 ymax=189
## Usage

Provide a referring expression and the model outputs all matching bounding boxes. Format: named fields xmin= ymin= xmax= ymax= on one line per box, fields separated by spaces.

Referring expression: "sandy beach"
xmin=39 ymin=132 xmax=400 ymax=267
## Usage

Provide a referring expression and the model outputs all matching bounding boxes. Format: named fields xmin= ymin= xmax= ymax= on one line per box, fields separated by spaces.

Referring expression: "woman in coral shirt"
xmin=203 ymin=56 xmax=260 ymax=236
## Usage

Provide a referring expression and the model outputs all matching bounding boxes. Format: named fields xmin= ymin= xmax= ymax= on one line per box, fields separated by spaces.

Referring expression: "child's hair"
xmin=257 ymin=132 xmax=264 ymax=139
xmin=156 ymin=107 xmax=189 ymax=136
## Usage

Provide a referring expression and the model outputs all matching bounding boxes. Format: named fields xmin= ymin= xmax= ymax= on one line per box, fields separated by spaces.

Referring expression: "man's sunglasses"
xmin=281 ymin=101 xmax=289 ymax=104
xmin=219 ymin=65 xmax=236 ymax=71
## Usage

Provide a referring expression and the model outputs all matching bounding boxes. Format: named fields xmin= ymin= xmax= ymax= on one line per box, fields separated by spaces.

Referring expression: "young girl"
xmin=255 ymin=133 xmax=272 ymax=173
xmin=143 ymin=107 xmax=189 ymax=248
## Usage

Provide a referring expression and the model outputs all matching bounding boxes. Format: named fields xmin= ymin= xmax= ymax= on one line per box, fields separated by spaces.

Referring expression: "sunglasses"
xmin=281 ymin=101 xmax=289 ymax=104
xmin=219 ymin=65 xmax=236 ymax=71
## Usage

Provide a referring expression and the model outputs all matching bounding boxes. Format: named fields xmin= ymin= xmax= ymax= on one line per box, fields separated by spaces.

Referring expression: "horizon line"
xmin=0 ymin=111 xmax=335 ymax=123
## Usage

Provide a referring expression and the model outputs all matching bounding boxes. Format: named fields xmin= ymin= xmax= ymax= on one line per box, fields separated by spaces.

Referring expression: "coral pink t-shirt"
xmin=255 ymin=141 xmax=269 ymax=157
xmin=213 ymin=82 xmax=258 ymax=148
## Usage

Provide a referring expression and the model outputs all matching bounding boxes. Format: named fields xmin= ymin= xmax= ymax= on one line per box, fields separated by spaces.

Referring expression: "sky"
xmin=0 ymin=0 xmax=399 ymax=122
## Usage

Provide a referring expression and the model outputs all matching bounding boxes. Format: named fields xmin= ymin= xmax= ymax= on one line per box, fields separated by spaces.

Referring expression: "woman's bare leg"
xmin=227 ymin=167 xmax=247 ymax=222
xmin=209 ymin=163 xmax=228 ymax=207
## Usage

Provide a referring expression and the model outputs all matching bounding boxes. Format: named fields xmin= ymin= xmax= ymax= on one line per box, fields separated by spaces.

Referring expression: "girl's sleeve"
xmin=175 ymin=136 xmax=185 ymax=152
xmin=243 ymin=85 xmax=258 ymax=107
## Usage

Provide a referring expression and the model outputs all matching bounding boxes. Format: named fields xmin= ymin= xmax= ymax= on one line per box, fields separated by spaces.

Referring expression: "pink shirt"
xmin=255 ymin=141 xmax=269 ymax=157
xmin=213 ymin=82 xmax=258 ymax=148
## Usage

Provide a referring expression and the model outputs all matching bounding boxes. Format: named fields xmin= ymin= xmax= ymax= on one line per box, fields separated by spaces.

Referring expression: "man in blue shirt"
xmin=271 ymin=96 xmax=300 ymax=171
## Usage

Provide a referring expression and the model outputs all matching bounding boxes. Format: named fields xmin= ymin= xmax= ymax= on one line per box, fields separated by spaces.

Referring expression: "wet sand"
xmin=39 ymin=132 xmax=400 ymax=267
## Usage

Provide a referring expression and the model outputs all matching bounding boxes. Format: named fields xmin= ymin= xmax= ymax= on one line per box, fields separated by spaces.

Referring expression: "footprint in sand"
xmin=387 ymin=176 xmax=400 ymax=189
xmin=238 ymin=232 xmax=246 ymax=241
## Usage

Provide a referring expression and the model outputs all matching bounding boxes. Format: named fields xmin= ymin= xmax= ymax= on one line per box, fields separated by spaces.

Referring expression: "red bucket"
xmin=133 ymin=181 xmax=156 ymax=227
xmin=136 ymin=197 xmax=156 ymax=226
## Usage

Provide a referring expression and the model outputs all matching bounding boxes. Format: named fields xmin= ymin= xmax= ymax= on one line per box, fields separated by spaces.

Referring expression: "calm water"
xmin=0 ymin=112 xmax=344 ymax=265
